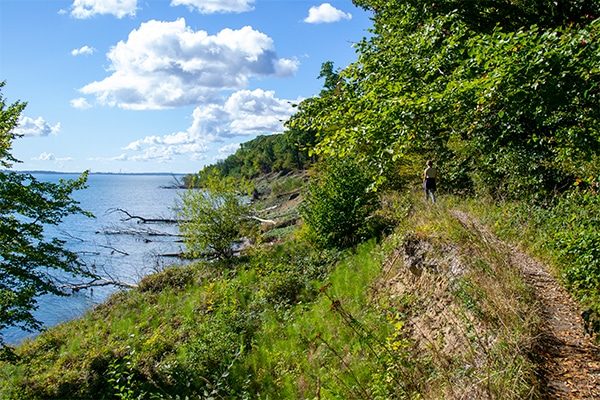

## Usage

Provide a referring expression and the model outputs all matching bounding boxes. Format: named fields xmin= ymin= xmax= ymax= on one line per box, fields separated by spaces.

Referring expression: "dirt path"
xmin=452 ymin=210 xmax=600 ymax=399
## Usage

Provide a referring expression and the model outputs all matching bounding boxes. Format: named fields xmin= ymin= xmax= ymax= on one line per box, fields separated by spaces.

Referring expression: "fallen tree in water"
xmin=108 ymin=208 xmax=181 ymax=224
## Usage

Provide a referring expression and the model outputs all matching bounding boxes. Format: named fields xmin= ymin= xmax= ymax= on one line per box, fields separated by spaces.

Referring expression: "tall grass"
xmin=239 ymin=240 xmax=390 ymax=398
xmin=462 ymin=190 xmax=600 ymax=338
xmin=0 ymin=193 xmax=547 ymax=399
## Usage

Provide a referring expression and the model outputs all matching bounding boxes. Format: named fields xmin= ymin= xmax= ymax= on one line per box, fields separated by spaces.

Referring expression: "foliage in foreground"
xmin=0 ymin=241 xmax=340 ymax=399
xmin=0 ymin=195 xmax=543 ymax=399
xmin=0 ymin=82 xmax=91 ymax=355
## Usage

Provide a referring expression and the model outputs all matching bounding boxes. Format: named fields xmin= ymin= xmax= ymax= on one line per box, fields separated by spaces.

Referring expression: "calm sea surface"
xmin=3 ymin=173 xmax=186 ymax=345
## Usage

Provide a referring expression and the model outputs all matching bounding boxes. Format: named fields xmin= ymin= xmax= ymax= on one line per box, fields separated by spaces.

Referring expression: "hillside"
xmin=1 ymin=1 xmax=599 ymax=398
xmin=1 ymin=191 xmax=598 ymax=399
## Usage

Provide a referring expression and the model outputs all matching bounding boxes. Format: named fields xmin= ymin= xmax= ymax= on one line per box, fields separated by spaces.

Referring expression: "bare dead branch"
xmin=247 ymin=215 xmax=276 ymax=225
xmin=97 ymin=244 xmax=129 ymax=256
xmin=59 ymin=229 xmax=85 ymax=242
xmin=62 ymin=278 xmax=138 ymax=292
xmin=107 ymin=208 xmax=181 ymax=224
xmin=257 ymin=205 xmax=279 ymax=213
xmin=96 ymin=227 xmax=182 ymax=237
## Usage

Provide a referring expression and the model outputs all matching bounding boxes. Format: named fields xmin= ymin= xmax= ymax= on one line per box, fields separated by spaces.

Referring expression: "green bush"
xmin=301 ymin=159 xmax=379 ymax=248
xmin=137 ymin=265 xmax=197 ymax=293
xmin=469 ymin=185 xmax=600 ymax=337
xmin=546 ymin=189 xmax=600 ymax=298
xmin=179 ymin=171 xmax=257 ymax=261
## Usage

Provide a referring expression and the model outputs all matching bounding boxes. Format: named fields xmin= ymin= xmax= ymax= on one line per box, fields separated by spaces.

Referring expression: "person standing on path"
xmin=423 ymin=160 xmax=438 ymax=203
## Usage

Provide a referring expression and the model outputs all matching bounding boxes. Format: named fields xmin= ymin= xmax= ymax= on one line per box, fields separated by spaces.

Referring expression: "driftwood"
xmin=96 ymin=227 xmax=182 ymax=237
xmin=108 ymin=208 xmax=181 ymax=224
xmin=159 ymin=253 xmax=186 ymax=258
xmin=257 ymin=204 xmax=279 ymax=213
xmin=60 ymin=277 xmax=137 ymax=293
xmin=248 ymin=215 xmax=276 ymax=225
xmin=98 ymin=244 xmax=129 ymax=256
xmin=108 ymin=208 xmax=285 ymax=227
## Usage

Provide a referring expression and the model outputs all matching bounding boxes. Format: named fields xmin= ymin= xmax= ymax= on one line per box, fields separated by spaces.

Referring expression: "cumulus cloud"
xmin=218 ymin=143 xmax=240 ymax=156
xmin=79 ymin=18 xmax=298 ymax=110
xmin=170 ymin=0 xmax=254 ymax=14
xmin=32 ymin=152 xmax=73 ymax=162
xmin=33 ymin=152 xmax=56 ymax=161
xmin=121 ymin=89 xmax=298 ymax=162
xmin=71 ymin=45 xmax=96 ymax=56
xmin=304 ymin=3 xmax=352 ymax=24
xmin=223 ymin=89 xmax=298 ymax=136
xmin=70 ymin=97 xmax=93 ymax=109
xmin=14 ymin=116 xmax=61 ymax=137
xmin=70 ymin=0 xmax=137 ymax=19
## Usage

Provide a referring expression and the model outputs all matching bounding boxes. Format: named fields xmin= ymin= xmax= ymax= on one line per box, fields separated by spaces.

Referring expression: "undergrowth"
xmin=0 ymin=193 xmax=546 ymax=399
xmin=375 ymin=196 xmax=542 ymax=399
xmin=462 ymin=189 xmax=600 ymax=338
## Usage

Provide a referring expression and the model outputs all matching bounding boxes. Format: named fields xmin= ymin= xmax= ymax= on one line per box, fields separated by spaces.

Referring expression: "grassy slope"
xmin=0 ymin=194 xmax=546 ymax=399
xmin=462 ymin=193 xmax=600 ymax=335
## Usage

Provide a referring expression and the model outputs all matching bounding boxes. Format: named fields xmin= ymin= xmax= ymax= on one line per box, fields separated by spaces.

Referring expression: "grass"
xmin=460 ymin=190 xmax=600 ymax=339
xmin=372 ymin=194 xmax=542 ymax=399
xmin=0 ymin=192 xmax=546 ymax=399
xmin=240 ymin=240 xmax=388 ymax=398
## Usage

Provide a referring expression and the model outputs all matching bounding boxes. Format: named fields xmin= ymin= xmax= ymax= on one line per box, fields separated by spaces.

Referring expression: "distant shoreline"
xmin=12 ymin=170 xmax=190 ymax=176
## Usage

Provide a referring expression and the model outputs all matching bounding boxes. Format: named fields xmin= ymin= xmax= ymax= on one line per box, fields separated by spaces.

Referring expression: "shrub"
xmin=179 ymin=171 xmax=257 ymax=261
xmin=546 ymin=189 xmax=600 ymax=309
xmin=137 ymin=266 xmax=197 ymax=293
xmin=301 ymin=159 xmax=378 ymax=248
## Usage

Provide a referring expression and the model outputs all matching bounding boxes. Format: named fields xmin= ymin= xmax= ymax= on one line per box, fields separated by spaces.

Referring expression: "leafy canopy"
xmin=289 ymin=0 xmax=600 ymax=199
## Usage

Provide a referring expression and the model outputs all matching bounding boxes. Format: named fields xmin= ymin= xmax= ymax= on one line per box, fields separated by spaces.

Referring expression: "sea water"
xmin=2 ymin=173 xmax=187 ymax=345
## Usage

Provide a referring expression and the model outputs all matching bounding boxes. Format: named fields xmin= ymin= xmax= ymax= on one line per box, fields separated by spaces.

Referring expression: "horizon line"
xmin=11 ymin=169 xmax=193 ymax=176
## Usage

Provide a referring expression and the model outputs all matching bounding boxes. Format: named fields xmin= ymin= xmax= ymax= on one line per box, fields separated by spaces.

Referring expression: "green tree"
xmin=289 ymin=1 xmax=600 ymax=199
xmin=179 ymin=171 xmax=256 ymax=260
xmin=318 ymin=61 xmax=341 ymax=94
xmin=0 ymin=82 xmax=92 ymax=356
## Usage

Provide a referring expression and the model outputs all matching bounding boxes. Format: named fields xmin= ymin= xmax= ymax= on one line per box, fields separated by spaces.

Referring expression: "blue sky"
xmin=0 ymin=0 xmax=371 ymax=173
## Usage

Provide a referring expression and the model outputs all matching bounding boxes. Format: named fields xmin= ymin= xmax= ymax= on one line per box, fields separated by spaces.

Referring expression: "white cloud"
xmin=170 ymin=0 xmax=254 ymax=14
xmin=33 ymin=152 xmax=56 ymax=161
xmin=223 ymin=89 xmax=297 ymax=136
xmin=304 ymin=3 xmax=352 ymax=24
xmin=70 ymin=97 xmax=93 ymax=109
xmin=121 ymin=89 xmax=299 ymax=162
xmin=33 ymin=152 xmax=73 ymax=162
xmin=218 ymin=143 xmax=240 ymax=156
xmin=14 ymin=116 xmax=61 ymax=137
xmin=80 ymin=18 xmax=298 ymax=110
xmin=70 ymin=0 xmax=137 ymax=19
xmin=71 ymin=45 xmax=96 ymax=56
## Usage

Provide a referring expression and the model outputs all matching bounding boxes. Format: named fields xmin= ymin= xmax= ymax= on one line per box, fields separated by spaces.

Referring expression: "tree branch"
xmin=107 ymin=208 xmax=181 ymax=224
xmin=97 ymin=244 xmax=129 ymax=256
xmin=61 ymin=278 xmax=137 ymax=293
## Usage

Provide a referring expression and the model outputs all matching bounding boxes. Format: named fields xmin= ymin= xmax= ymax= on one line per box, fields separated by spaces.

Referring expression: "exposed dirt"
xmin=375 ymin=232 xmax=499 ymax=399
xmin=452 ymin=210 xmax=600 ymax=400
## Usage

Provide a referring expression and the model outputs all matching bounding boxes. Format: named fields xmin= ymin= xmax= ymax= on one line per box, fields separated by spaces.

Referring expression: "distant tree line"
xmin=185 ymin=129 xmax=317 ymax=187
